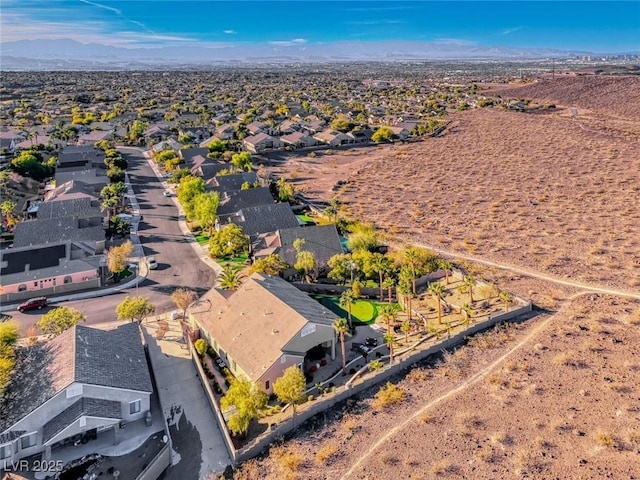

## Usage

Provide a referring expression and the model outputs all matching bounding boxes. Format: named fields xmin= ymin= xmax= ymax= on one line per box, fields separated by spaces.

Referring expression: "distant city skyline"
xmin=1 ymin=1 xmax=639 ymax=53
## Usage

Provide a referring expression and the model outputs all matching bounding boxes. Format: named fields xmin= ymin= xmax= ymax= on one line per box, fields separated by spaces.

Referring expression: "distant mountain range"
xmin=0 ymin=39 xmax=596 ymax=70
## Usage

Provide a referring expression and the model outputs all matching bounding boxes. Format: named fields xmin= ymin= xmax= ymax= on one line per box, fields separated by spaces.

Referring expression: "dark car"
xmin=365 ymin=337 xmax=378 ymax=347
xmin=17 ymin=297 xmax=48 ymax=312
xmin=351 ymin=343 xmax=370 ymax=356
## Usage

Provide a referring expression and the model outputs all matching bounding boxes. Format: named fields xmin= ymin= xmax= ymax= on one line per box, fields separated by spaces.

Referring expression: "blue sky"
xmin=1 ymin=1 xmax=638 ymax=52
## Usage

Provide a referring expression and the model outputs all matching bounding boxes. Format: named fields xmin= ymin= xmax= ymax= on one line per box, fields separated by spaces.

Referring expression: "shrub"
xmin=371 ymin=382 xmax=406 ymax=410
xmin=315 ymin=442 xmax=338 ymax=464
xmin=368 ymin=360 xmax=384 ymax=371
xmin=595 ymin=431 xmax=618 ymax=448
xmin=194 ymin=338 xmax=207 ymax=357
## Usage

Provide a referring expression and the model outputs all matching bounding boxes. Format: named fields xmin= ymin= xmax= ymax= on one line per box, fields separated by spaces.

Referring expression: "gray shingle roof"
xmin=230 ymin=203 xmax=299 ymax=236
xmin=0 ymin=323 xmax=152 ymax=434
xmin=277 ymin=225 xmax=343 ymax=267
xmin=13 ymin=216 xmax=104 ymax=248
xmin=211 ymin=172 xmax=258 ymax=193
xmin=36 ymin=197 xmax=101 ymax=220
xmin=42 ymin=397 xmax=121 ymax=444
xmin=216 ymin=187 xmax=274 ymax=216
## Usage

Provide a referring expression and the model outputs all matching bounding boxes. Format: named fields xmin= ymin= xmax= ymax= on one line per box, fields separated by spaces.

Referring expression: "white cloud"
xmin=269 ymin=38 xmax=307 ymax=46
xmin=78 ymin=0 xmax=122 ymax=15
xmin=501 ymin=26 xmax=524 ymax=35
xmin=223 ymin=29 xmax=237 ymax=35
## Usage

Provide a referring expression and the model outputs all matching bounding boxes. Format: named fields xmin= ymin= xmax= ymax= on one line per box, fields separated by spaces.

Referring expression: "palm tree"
xmin=379 ymin=303 xmax=397 ymax=333
xmin=439 ymin=260 xmax=454 ymax=285
xmin=461 ymin=303 xmax=474 ymax=326
xmin=397 ymin=272 xmax=413 ymax=322
xmin=462 ymin=275 xmax=477 ymax=303
xmin=333 ymin=318 xmax=349 ymax=373
xmin=403 ymin=248 xmax=420 ymax=294
xmin=428 ymin=282 xmax=447 ymax=325
xmin=218 ymin=264 xmax=244 ymax=290
xmin=384 ymin=331 xmax=396 ymax=363
xmin=382 ymin=276 xmax=395 ymax=303
xmin=444 ymin=321 xmax=453 ymax=339
xmin=371 ymin=253 xmax=391 ymax=302
xmin=340 ymin=290 xmax=356 ymax=330
xmin=401 ymin=319 xmax=412 ymax=344
xmin=499 ymin=291 xmax=513 ymax=311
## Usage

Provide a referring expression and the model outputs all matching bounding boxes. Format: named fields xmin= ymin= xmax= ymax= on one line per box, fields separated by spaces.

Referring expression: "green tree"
xmin=0 ymin=321 xmax=18 ymax=395
xmin=461 ymin=303 xmax=474 ymax=326
xmin=274 ymin=366 xmax=306 ymax=422
xmin=171 ymin=288 xmax=198 ymax=321
xmin=277 ymin=177 xmax=295 ymax=202
xmin=346 ymin=222 xmax=379 ymax=253
xmin=379 ymin=303 xmax=398 ymax=333
xmin=177 ymin=176 xmax=206 ymax=221
xmin=193 ymin=191 xmax=220 ymax=235
xmin=428 ymin=282 xmax=447 ymax=325
xmin=106 ymin=240 xmax=134 ymax=280
xmin=327 ymin=253 xmax=354 ymax=285
xmin=384 ymin=331 xmax=396 ymax=363
xmin=249 ymin=254 xmax=288 ymax=276
xmin=37 ymin=307 xmax=85 ymax=336
xmin=231 ymin=151 xmax=253 ymax=172
xmin=295 ymin=250 xmax=317 ymax=283
xmin=208 ymin=223 xmax=249 ymax=258
xmin=462 ymin=275 xmax=477 ymax=303
xmin=340 ymin=290 xmax=356 ymax=329
xmin=127 ymin=119 xmax=147 ymax=143
xmin=499 ymin=291 xmax=513 ymax=311
xmin=334 ymin=318 xmax=349 ymax=373
xmin=398 ymin=267 xmax=414 ymax=324
xmin=370 ymin=253 xmax=391 ymax=301
xmin=401 ymin=319 xmax=412 ymax=344
xmin=218 ymin=264 xmax=245 ymax=290
xmin=116 ymin=296 xmax=156 ymax=324
xmin=382 ymin=276 xmax=395 ymax=303
xmin=1 ymin=200 xmax=16 ymax=225
xmin=194 ymin=338 xmax=207 ymax=357
xmin=220 ymin=378 xmax=268 ymax=436
xmin=371 ymin=126 xmax=397 ymax=143
xmin=207 ymin=138 xmax=228 ymax=152
xmin=438 ymin=259 xmax=454 ymax=285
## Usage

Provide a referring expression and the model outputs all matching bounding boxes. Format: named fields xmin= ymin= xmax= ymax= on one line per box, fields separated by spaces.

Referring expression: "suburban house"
xmin=0 ymin=323 xmax=153 ymax=464
xmin=192 ymin=273 xmax=338 ymax=394
xmin=252 ymin=225 xmax=343 ymax=280
xmin=280 ymin=131 xmax=317 ymax=149
xmin=216 ymin=187 xmax=274 ymax=218
xmin=191 ymin=163 xmax=229 ymax=187
xmin=179 ymin=147 xmax=209 ymax=165
xmin=150 ymin=139 xmax=182 ymax=155
xmin=55 ymin=169 xmax=109 ymax=189
xmin=213 ymin=124 xmax=236 ymax=141
xmin=0 ymin=242 xmax=102 ymax=303
xmin=387 ymin=126 xmax=410 ymax=140
xmin=313 ymin=129 xmax=353 ymax=147
xmin=243 ymin=133 xmax=283 ymax=154
xmin=78 ymin=130 xmax=114 ymax=145
xmin=13 ymin=215 xmax=105 ymax=249
xmin=219 ymin=203 xmax=299 ymax=237
xmin=44 ymin=180 xmax=102 ymax=203
xmin=57 ymin=146 xmax=106 ymax=172
xmin=347 ymin=128 xmax=374 ymax=144
xmin=209 ymin=172 xmax=259 ymax=193
xmin=143 ymin=124 xmax=171 ymax=143
xmin=35 ymin=197 xmax=102 ymax=221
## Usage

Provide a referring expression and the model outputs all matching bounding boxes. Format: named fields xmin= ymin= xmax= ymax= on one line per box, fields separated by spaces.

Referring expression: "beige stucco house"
xmin=191 ymin=273 xmax=338 ymax=394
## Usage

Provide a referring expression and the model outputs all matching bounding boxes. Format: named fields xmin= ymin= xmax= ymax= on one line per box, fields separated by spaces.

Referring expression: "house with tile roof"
xmin=0 ymin=323 xmax=153 ymax=464
xmin=191 ymin=273 xmax=338 ymax=394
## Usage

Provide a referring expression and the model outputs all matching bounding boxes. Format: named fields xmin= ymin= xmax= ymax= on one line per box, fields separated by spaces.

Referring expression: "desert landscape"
xmin=242 ymin=75 xmax=640 ymax=479
xmin=265 ymin=75 xmax=640 ymax=293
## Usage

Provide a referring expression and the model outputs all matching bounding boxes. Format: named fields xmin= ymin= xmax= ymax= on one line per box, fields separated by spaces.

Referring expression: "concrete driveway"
xmin=143 ymin=319 xmax=231 ymax=478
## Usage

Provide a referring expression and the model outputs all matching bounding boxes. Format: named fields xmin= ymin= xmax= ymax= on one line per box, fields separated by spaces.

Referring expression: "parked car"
xmin=17 ymin=297 xmax=48 ymax=312
xmin=162 ymin=190 xmax=172 ymax=197
xmin=351 ymin=343 xmax=370 ymax=356
xmin=147 ymin=256 xmax=158 ymax=270
xmin=365 ymin=337 xmax=378 ymax=347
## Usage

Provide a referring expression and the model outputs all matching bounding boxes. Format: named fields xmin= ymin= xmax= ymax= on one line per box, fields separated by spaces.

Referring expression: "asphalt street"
xmin=8 ymin=147 xmax=216 ymax=334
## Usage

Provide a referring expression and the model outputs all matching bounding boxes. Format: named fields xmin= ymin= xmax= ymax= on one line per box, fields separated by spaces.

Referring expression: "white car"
xmin=147 ymin=256 xmax=158 ymax=270
xmin=163 ymin=190 xmax=172 ymax=197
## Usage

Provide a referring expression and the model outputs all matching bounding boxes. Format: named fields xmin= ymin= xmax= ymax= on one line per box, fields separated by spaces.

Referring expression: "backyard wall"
xmin=1 ymin=278 xmax=101 ymax=304
xmin=190 ymin=300 xmax=532 ymax=466
xmin=136 ymin=442 xmax=171 ymax=480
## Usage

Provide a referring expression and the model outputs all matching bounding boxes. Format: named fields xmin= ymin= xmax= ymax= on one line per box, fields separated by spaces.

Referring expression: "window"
xmin=79 ymin=417 xmax=86 ymax=428
xmin=265 ymin=380 xmax=270 ymax=390
xmin=18 ymin=284 xmax=26 ymax=292
xmin=66 ymin=384 xmax=82 ymax=398
xmin=129 ymin=399 xmax=141 ymax=415
xmin=20 ymin=433 xmax=36 ymax=450
xmin=64 ymin=276 xmax=72 ymax=284
xmin=0 ymin=443 xmax=11 ymax=459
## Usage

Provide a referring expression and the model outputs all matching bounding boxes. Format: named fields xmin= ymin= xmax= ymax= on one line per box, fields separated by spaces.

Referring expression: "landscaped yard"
xmin=295 ymin=213 xmax=316 ymax=225
xmin=194 ymin=232 xmax=209 ymax=245
xmin=314 ymin=296 xmax=395 ymax=325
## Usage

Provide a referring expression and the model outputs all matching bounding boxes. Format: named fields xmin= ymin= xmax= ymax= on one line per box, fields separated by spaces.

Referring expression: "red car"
xmin=17 ymin=297 xmax=48 ymax=312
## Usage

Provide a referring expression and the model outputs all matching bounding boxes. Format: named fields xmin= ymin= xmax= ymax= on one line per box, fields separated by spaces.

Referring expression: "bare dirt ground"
xmin=264 ymin=76 xmax=640 ymax=292
xmin=240 ymin=76 xmax=640 ymax=479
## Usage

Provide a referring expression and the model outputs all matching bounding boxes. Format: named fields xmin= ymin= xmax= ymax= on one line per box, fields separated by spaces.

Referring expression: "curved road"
xmin=9 ymin=147 xmax=216 ymax=334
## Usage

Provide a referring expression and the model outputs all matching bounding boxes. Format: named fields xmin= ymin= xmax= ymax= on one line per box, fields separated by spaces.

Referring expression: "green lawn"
xmin=315 ymin=296 xmax=393 ymax=325
xmin=296 ymin=214 xmax=316 ymax=225
xmin=217 ymin=253 xmax=248 ymax=264
xmin=194 ymin=233 xmax=209 ymax=245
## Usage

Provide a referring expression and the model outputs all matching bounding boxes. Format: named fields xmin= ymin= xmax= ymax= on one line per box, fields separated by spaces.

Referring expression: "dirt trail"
xmin=339 ymin=290 xmax=592 ymax=479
